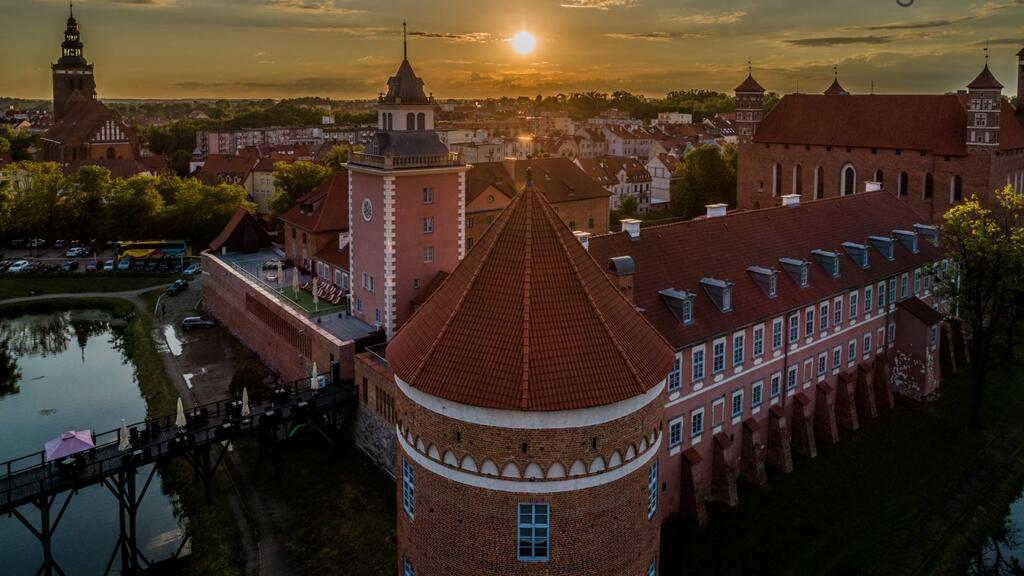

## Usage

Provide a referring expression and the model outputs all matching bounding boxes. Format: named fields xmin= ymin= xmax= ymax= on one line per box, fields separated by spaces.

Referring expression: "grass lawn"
xmin=272 ymin=285 xmax=346 ymax=317
xmin=0 ymin=274 xmax=172 ymax=300
xmin=661 ymin=359 xmax=1024 ymax=576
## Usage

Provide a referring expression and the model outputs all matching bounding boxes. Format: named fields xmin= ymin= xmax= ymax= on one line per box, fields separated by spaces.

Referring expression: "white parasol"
xmin=241 ymin=387 xmax=251 ymax=417
xmin=175 ymin=397 xmax=186 ymax=428
xmin=277 ymin=261 xmax=283 ymax=288
xmin=292 ymin=266 xmax=300 ymax=299
xmin=311 ymin=361 xmax=319 ymax=391
xmin=118 ymin=419 xmax=130 ymax=452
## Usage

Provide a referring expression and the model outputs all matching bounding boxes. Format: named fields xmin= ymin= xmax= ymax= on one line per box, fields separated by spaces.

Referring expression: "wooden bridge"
xmin=0 ymin=375 xmax=357 ymax=576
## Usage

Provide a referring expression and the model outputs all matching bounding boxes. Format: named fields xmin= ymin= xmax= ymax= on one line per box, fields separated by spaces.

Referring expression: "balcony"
xmin=349 ymin=151 xmax=463 ymax=170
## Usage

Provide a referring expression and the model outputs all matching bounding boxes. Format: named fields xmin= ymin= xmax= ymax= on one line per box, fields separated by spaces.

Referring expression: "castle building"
xmin=735 ymin=50 xmax=1024 ymax=222
xmin=381 ymin=170 xmax=675 ymax=575
xmin=40 ymin=5 xmax=138 ymax=164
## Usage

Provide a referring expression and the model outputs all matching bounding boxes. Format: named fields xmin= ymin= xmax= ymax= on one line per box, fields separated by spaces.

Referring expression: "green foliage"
xmin=270 ymin=161 xmax=330 ymax=222
xmin=0 ymin=161 xmax=254 ymax=247
xmin=534 ymin=89 xmax=736 ymax=122
xmin=334 ymin=110 xmax=376 ymax=125
xmin=0 ymin=136 xmax=10 ymax=155
xmin=617 ymin=196 xmax=639 ymax=218
xmin=216 ymin=102 xmax=323 ymax=130
xmin=322 ymin=144 xmax=350 ymax=170
xmin=0 ymin=126 xmax=39 ymax=161
xmin=669 ymin=145 xmax=736 ymax=218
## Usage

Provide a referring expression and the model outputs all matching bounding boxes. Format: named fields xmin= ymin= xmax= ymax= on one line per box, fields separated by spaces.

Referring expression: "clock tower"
xmin=52 ymin=2 xmax=97 ymax=122
xmin=346 ymin=26 xmax=468 ymax=338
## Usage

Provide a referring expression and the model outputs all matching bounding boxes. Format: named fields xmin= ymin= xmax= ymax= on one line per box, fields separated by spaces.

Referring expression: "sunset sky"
xmin=0 ymin=0 xmax=1022 ymax=100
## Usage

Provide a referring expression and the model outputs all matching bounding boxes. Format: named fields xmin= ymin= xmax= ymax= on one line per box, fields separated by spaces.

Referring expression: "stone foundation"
xmin=740 ymin=418 xmax=767 ymax=487
xmin=814 ymin=382 xmax=839 ymax=444
xmin=856 ymin=363 xmax=878 ymax=421
xmin=711 ymin=432 xmax=739 ymax=506
xmin=679 ymin=448 xmax=708 ymax=525
xmin=349 ymin=403 xmax=396 ymax=479
xmin=767 ymin=406 xmax=794 ymax=473
xmin=835 ymin=373 xmax=859 ymax=432
xmin=791 ymin=392 xmax=817 ymax=459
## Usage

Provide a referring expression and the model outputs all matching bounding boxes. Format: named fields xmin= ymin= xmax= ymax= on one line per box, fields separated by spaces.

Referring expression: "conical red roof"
xmin=735 ymin=74 xmax=765 ymax=93
xmin=824 ymin=79 xmax=849 ymax=95
xmin=967 ymin=64 xmax=1003 ymax=90
xmin=387 ymin=172 xmax=675 ymax=412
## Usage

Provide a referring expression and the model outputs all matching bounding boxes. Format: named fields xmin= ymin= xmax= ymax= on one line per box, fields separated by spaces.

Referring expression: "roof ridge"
xmin=520 ymin=189 xmax=533 ymax=409
xmin=405 ymin=189 xmax=525 ymax=388
xmin=538 ymin=187 xmax=649 ymax=397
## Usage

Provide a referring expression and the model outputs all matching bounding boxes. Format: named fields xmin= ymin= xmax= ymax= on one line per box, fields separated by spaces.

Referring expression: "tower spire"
xmin=747 ymin=57 xmax=751 ymax=75
xmin=403 ymin=20 xmax=407 ymax=61
xmin=69 ymin=0 xmax=73 ymax=19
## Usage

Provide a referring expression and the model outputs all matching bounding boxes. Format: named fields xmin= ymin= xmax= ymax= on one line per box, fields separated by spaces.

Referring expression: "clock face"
xmin=362 ymin=198 xmax=373 ymax=222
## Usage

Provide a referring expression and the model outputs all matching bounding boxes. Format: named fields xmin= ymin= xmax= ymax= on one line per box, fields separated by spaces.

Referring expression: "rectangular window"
xmin=889 ymin=278 xmax=897 ymax=304
xmin=668 ymin=418 xmax=683 ymax=449
xmin=805 ymin=308 xmax=815 ymax=337
xmin=752 ymin=380 xmax=763 ymax=408
xmin=647 ymin=461 xmax=658 ymax=519
xmin=820 ymin=301 xmax=829 ymax=332
xmin=833 ymin=346 xmax=842 ymax=370
xmin=850 ymin=290 xmax=859 ymax=319
xmin=833 ymin=296 xmax=843 ymax=325
xmin=900 ymin=274 xmax=908 ymax=299
xmin=691 ymin=347 xmax=705 ymax=382
xmin=712 ymin=339 xmax=726 ymax=374
xmin=789 ymin=314 xmax=800 ymax=343
xmin=865 ymin=285 xmax=874 ymax=313
xmin=878 ymin=281 xmax=887 ymax=309
xmin=731 ymin=389 xmax=744 ymax=419
xmin=787 ymin=365 xmax=799 ymax=391
xmin=467 ymin=217 xmax=475 ymax=229
xmin=803 ymin=358 xmax=813 ymax=383
xmin=914 ymin=270 xmax=922 ymax=295
xmin=667 ymin=357 xmax=681 ymax=393
xmin=517 ymin=503 xmax=550 ymax=561
xmin=402 ymin=459 xmax=415 ymax=519
xmin=423 ymin=246 xmax=434 ymax=263
xmin=930 ymin=325 xmax=938 ymax=347
xmin=818 ymin=352 xmax=827 ymax=376
xmin=888 ymin=322 xmax=896 ymax=343
xmin=863 ymin=333 xmax=872 ymax=357
xmin=422 ymin=187 xmax=434 ymax=204
xmin=732 ymin=333 xmax=745 ymax=366
xmin=772 ymin=318 xmax=783 ymax=351
xmin=770 ymin=372 xmax=781 ymax=399
xmin=691 ymin=408 xmax=704 ymax=438
xmin=848 ymin=339 xmax=856 ymax=363
xmin=375 ymin=308 xmax=382 ymax=325
xmin=423 ymin=217 xmax=434 ymax=234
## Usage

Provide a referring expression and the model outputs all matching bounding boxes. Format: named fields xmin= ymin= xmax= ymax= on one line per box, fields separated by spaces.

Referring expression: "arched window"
xmin=772 ymin=163 xmax=782 ymax=197
xmin=814 ymin=166 xmax=824 ymax=199
xmin=924 ymin=173 xmax=934 ymax=199
xmin=416 ymin=112 xmax=426 ymax=131
xmin=874 ymin=169 xmax=884 ymax=186
xmin=898 ymin=171 xmax=908 ymax=197
xmin=406 ymin=112 xmax=415 ymax=130
xmin=106 ymin=147 xmax=115 ymax=160
xmin=840 ymin=164 xmax=856 ymax=196
xmin=951 ymin=175 xmax=963 ymax=203
xmin=793 ymin=164 xmax=803 ymax=196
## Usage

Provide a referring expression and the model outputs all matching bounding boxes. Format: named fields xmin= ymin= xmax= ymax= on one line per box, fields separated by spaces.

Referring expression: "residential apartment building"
xmin=576 ymin=156 xmax=653 ymax=212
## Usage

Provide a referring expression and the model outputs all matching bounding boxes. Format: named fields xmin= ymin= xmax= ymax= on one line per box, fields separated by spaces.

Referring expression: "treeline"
xmin=669 ymin=144 xmax=738 ymax=218
xmin=0 ymin=162 xmax=255 ymax=249
xmin=0 ymin=126 xmax=40 ymax=161
xmin=531 ymin=90 xmax=775 ymax=122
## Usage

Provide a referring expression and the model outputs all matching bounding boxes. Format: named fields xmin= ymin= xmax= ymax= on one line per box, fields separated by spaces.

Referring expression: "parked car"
xmin=133 ymin=260 xmax=146 ymax=272
xmin=61 ymin=260 xmax=79 ymax=272
xmin=77 ymin=246 xmax=94 ymax=257
xmin=146 ymin=260 xmax=160 ymax=272
xmin=103 ymin=260 xmax=116 ymax=272
xmin=28 ymin=238 xmax=46 ymax=248
xmin=65 ymin=247 xmax=81 ymax=258
xmin=6 ymin=260 xmax=31 ymax=273
xmin=166 ymin=279 xmax=188 ymax=296
xmin=181 ymin=316 xmax=217 ymax=331
xmin=117 ymin=257 xmax=132 ymax=271
xmin=8 ymin=239 xmax=26 ymax=248
xmin=183 ymin=263 xmax=201 ymax=277
xmin=53 ymin=240 xmax=68 ymax=249
xmin=86 ymin=261 xmax=100 ymax=272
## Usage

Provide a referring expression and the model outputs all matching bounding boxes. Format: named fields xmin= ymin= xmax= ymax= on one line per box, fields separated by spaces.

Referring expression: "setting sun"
xmin=510 ymin=31 xmax=536 ymax=55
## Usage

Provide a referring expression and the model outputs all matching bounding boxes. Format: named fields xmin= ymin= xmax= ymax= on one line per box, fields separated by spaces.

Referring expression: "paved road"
xmin=0 ymin=285 xmax=172 ymax=308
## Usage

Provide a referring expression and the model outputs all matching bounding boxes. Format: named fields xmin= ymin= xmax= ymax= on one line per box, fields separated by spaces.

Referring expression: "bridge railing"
xmin=0 ymin=372 xmax=351 ymax=510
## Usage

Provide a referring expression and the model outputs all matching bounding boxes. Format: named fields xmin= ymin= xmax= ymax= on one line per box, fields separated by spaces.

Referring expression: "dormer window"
xmin=747 ymin=266 xmax=778 ymax=298
xmin=811 ymin=250 xmax=841 ymax=278
xmin=869 ymin=236 xmax=895 ymax=260
xmin=779 ymin=258 xmax=809 ymax=288
xmin=659 ymin=288 xmax=694 ymax=325
xmin=913 ymin=223 xmax=939 ymax=245
xmin=842 ymin=242 xmax=870 ymax=269
xmin=893 ymin=230 xmax=919 ymax=254
xmin=700 ymin=278 xmax=733 ymax=313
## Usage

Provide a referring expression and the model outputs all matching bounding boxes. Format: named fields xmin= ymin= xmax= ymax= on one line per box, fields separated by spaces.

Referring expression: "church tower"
xmin=734 ymin=62 xmax=765 ymax=145
xmin=52 ymin=3 xmax=97 ymax=122
xmin=347 ymin=25 xmax=466 ymax=339
xmin=966 ymin=60 xmax=1003 ymax=148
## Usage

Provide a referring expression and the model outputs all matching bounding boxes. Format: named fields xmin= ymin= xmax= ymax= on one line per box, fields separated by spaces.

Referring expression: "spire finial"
xmin=403 ymin=20 xmax=408 ymax=60
xmin=69 ymin=0 xmax=73 ymax=18
xmin=984 ymin=40 xmax=990 ymax=65
xmin=747 ymin=57 xmax=751 ymax=75
xmin=834 ymin=65 xmax=838 ymax=80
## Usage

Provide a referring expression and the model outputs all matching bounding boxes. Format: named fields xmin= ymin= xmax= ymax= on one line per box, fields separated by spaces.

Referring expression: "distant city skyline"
xmin=0 ymin=0 xmax=1021 ymax=100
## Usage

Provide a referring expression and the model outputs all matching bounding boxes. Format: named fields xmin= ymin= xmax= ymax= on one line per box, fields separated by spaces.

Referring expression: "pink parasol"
xmin=44 ymin=430 xmax=95 ymax=461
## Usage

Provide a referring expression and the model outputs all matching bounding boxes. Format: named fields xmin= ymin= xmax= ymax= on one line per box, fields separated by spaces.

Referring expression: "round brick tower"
xmin=386 ymin=171 xmax=676 ymax=576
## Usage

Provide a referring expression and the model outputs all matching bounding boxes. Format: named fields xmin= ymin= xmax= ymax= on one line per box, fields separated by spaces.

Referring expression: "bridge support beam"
xmin=11 ymin=491 xmax=74 ymax=576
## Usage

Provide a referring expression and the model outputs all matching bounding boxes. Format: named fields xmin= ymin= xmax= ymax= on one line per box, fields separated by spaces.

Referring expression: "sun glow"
xmin=511 ymin=31 xmax=536 ymax=55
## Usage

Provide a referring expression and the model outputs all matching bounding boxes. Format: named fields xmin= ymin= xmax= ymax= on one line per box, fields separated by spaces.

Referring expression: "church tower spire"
xmin=52 ymin=3 xmax=97 ymax=121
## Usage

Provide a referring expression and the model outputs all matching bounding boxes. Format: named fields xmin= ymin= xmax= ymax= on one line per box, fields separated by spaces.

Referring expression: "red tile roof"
xmin=755 ymin=94 xmax=1024 ymax=154
xmin=196 ymin=153 xmax=258 ymax=186
xmin=314 ymin=241 xmax=349 ymax=271
xmin=576 ymin=156 xmax=651 ymax=185
xmin=967 ymin=64 xmax=1003 ymax=89
xmin=824 ymin=79 xmax=849 ymax=95
xmin=466 ymin=158 xmax=611 ymax=205
xmin=735 ymin=74 xmax=765 ymax=93
xmin=387 ymin=172 xmax=675 ymax=411
xmin=897 ymin=297 xmax=943 ymax=325
xmin=588 ymin=192 xmax=942 ymax=350
xmin=278 ymin=170 xmax=349 ymax=233
xmin=208 ymin=208 xmax=272 ymax=253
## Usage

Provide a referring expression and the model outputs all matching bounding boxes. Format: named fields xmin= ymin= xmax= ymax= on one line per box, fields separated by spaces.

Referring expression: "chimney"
xmin=573 ymin=230 xmax=592 ymax=251
xmin=781 ymin=194 xmax=801 ymax=207
xmin=620 ymin=218 xmax=642 ymax=239
xmin=607 ymin=256 xmax=635 ymax=303
xmin=705 ymin=203 xmax=728 ymax=218
xmin=865 ymin=181 xmax=882 ymax=193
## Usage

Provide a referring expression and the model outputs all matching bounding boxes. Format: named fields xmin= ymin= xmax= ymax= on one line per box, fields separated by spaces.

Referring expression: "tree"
xmin=270 ymin=160 xmax=330 ymax=221
xmin=322 ymin=144 xmax=351 ymax=170
xmin=105 ymin=175 xmax=165 ymax=240
xmin=163 ymin=178 xmax=254 ymax=247
xmin=670 ymin=145 xmax=736 ymax=218
xmin=936 ymin=187 xmax=1024 ymax=430
xmin=4 ymin=162 xmax=70 ymax=240
xmin=66 ymin=165 xmax=113 ymax=241
xmin=617 ymin=197 xmax=639 ymax=219
xmin=0 ymin=136 xmax=10 ymax=156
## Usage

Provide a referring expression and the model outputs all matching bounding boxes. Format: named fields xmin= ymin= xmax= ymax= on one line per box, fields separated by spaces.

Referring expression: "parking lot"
xmin=1 ymin=241 xmax=199 ymax=276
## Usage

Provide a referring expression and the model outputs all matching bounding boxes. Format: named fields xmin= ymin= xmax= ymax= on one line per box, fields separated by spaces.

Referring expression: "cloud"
xmin=173 ymin=76 xmax=373 ymax=94
xmin=559 ymin=0 xmax=637 ymax=10
xmin=971 ymin=37 xmax=1024 ymax=47
xmin=858 ymin=16 xmax=976 ymax=30
xmin=409 ymin=31 xmax=491 ymax=43
xmin=669 ymin=11 xmax=747 ymax=25
xmin=785 ymin=35 xmax=892 ymax=47
xmin=605 ymin=32 xmax=704 ymax=41
xmin=265 ymin=0 xmax=362 ymax=14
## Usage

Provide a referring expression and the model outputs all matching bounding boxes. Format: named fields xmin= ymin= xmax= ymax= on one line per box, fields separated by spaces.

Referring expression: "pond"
xmin=0 ymin=310 xmax=185 ymax=575
xmin=965 ymin=488 xmax=1024 ymax=575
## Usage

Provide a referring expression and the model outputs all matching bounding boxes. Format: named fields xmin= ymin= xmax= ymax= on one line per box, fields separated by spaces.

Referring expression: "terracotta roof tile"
xmin=735 ymin=74 xmax=765 ymax=93
xmin=967 ymin=64 xmax=1003 ymax=90
xmin=279 ymin=170 xmax=349 ymax=233
xmin=387 ymin=172 xmax=675 ymax=411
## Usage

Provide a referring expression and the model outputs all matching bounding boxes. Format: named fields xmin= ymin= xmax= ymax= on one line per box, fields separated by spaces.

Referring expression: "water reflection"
xmin=967 ymin=502 xmax=1024 ymax=575
xmin=0 ymin=339 xmax=21 ymax=396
